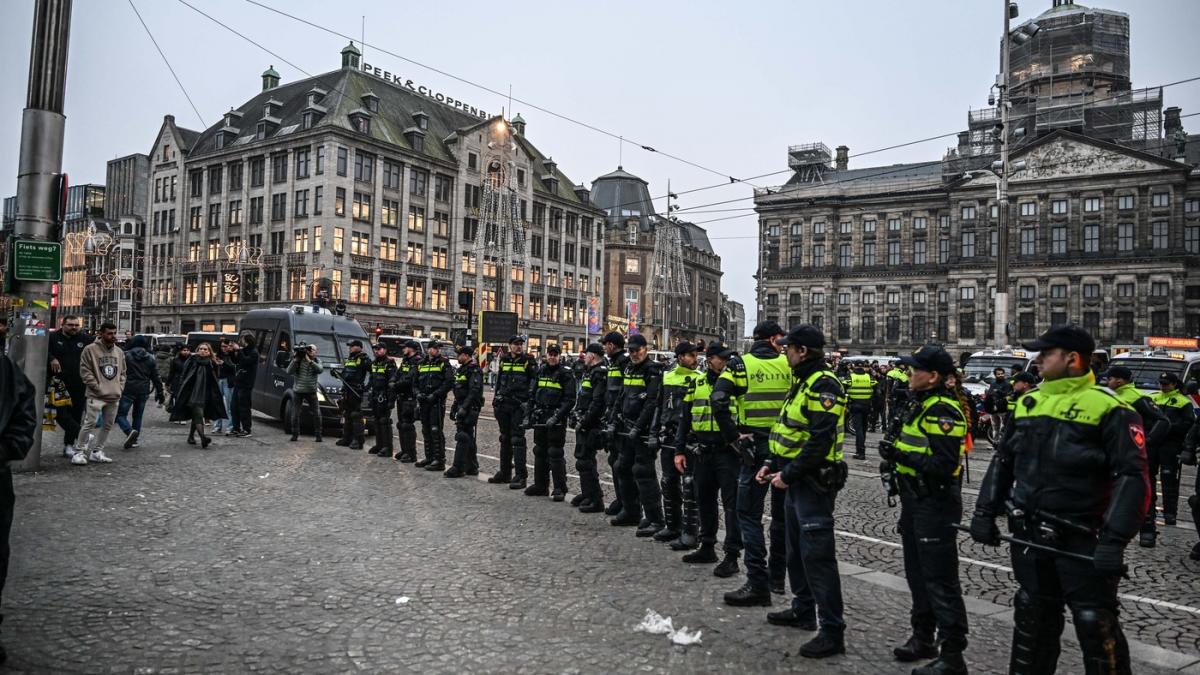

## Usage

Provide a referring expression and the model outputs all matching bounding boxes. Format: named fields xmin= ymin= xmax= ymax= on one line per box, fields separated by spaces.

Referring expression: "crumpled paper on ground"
xmin=635 ymin=609 xmax=702 ymax=646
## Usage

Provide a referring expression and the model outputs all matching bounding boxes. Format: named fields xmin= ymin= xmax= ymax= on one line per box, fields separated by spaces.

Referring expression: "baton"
xmin=952 ymin=524 xmax=1096 ymax=564
xmin=329 ymin=369 xmax=365 ymax=400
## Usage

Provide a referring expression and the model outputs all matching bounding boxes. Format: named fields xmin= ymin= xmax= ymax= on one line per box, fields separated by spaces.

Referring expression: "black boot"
xmin=550 ymin=488 xmax=566 ymax=502
xmin=912 ymin=650 xmax=967 ymax=675
xmin=367 ymin=445 xmax=381 ymax=454
xmin=609 ymin=511 xmax=640 ymax=527
xmin=669 ymin=536 xmax=699 ymax=551
xmin=415 ymin=457 xmax=431 ymax=468
xmin=570 ymin=493 xmax=586 ymax=507
xmin=893 ymin=636 xmax=938 ymax=662
xmin=681 ymin=543 xmax=717 ymax=564
xmin=424 ymin=460 xmax=445 ymax=471
xmin=766 ymin=608 xmax=817 ymax=630
xmin=799 ymin=631 xmax=845 ymax=659
xmin=723 ymin=582 xmax=771 ymax=607
xmin=524 ymin=484 xmax=549 ymax=497
xmin=713 ymin=554 xmax=740 ymax=578
xmin=335 ymin=437 xmax=350 ymax=447
xmin=769 ymin=575 xmax=786 ymax=595
xmin=444 ymin=467 xmax=463 ymax=478
xmin=349 ymin=440 xmax=363 ymax=450
xmin=1138 ymin=530 xmax=1157 ymax=548
xmin=1190 ymin=542 xmax=1200 ymax=561
xmin=636 ymin=520 xmax=665 ymax=538
xmin=577 ymin=498 xmax=605 ymax=513
xmin=653 ymin=525 xmax=680 ymax=543
xmin=604 ymin=499 xmax=623 ymax=516
xmin=487 ymin=471 xmax=511 ymax=484
xmin=509 ymin=477 xmax=527 ymax=490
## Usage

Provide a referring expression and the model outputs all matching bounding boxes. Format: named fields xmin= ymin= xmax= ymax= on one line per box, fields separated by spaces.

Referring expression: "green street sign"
xmin=11 ymin=239 xmax=63 ymax=282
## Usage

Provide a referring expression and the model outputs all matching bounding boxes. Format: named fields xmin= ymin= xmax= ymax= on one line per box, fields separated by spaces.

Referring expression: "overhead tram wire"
xmin=129 ymin=0 xmax=206 ymax=128
xmin=240 ymin=0 xmax=759 ymax=189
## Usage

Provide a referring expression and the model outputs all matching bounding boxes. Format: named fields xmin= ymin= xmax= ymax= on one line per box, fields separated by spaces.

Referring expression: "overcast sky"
xmin=2 ymin=0 xmax=1198 ymax=326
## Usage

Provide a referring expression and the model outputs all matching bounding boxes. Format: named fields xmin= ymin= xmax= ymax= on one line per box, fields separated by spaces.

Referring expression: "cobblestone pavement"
xmin=4 ymin=399 xmax=1198 ymax=674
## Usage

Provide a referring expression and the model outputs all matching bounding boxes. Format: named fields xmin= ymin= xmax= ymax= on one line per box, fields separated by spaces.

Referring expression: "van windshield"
xmin=963 ymin=357 xmax=1030 ymax=385
xmin=1112 ymin=359 xmax=1189 ymax=390
xmin=295 ymin=333 xmax=341 ymax=364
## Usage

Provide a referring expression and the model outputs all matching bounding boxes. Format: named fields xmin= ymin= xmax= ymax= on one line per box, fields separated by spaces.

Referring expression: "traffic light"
xmin=458 ymin=290 xmax=473 ymax=311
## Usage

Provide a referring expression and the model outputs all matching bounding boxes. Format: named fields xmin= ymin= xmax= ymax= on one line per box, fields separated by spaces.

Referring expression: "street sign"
xmin=479 ymin=310 xmax=518 ymax=344
xmin=11 ymin=239 xmax=62 ymax=282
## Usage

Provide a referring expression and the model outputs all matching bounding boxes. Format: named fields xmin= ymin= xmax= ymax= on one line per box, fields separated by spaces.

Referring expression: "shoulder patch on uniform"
xmin=1129 ymin=422 xmax=1145 ymax=450
xmin=937 ymin=415 xmax=956 ymax=433
xmin=819 ymin=391 xmax=837 ymax=410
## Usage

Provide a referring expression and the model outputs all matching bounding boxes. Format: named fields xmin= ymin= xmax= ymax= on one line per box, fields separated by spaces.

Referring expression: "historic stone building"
xmin=590 ymin=167 xmax=723 ymax=348
xmin=141 ymin=43 xmax=605 ymax=353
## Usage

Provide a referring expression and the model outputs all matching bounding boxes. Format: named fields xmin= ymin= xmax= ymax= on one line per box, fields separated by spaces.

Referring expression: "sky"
xmin=2 ymin=0 xmax=1198 ymax=327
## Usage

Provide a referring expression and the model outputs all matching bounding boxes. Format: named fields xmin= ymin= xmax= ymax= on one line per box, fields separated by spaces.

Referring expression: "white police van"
xmin=1109 ymin=348 xmax=1200 ymax=396
xmin=961 ymin=347 xmax=1040 ymax=399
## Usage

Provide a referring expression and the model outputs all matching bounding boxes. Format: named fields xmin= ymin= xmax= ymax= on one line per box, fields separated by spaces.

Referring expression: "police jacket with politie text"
xmin=339 ymin=350 xmax=370 ymax=399
xmin=676 ymin=368 xmax=727 ymax=449
xmin=712 ymin=340 xmax=790 ymax=445
xmin=451 ymin=360 xmax=484 ymax=418
xmin=603 ymin=350 xmax=630 ymax=423
xmin=416 ymin=354 xmax=454 ymax=401
xmin=367 ymin=355 xmax=398 ymax=404
xmin=659 ymin=363 xmax=698 ymax=445
xmin=766 ymin=357 xmax=846 ymax=485
xmin=618 ymin=357 xmax=662 ymax=435
xmin=573 ymin=362 xmax=608 ymax=431
xmin=975 ymin=372 xmax=1149 ymax=545
xmin=892 ymin=386 xmax=967 ymax=485
xmin=391 ymin=353 xmax=422 ymax=399
xmin=495 ymin=352 xmax=538 ymax=406
xmin=529 ymin=360 xmax=576 ymax=425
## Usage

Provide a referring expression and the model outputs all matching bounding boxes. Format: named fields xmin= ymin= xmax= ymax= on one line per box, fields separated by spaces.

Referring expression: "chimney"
xmin=957 ymin=131 xmax=971 ymax=156
xmin=261 ymin=65 xmax=280 ymax=91
xmin=1165 ymin=106 xmax=1183 ymax=136
xmin=834 ymin=145 xmax=849 ymax=171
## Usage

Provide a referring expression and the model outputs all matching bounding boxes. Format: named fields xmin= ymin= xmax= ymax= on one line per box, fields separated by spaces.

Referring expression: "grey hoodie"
xmin=80 ymin=337 xmax=127 ymax=402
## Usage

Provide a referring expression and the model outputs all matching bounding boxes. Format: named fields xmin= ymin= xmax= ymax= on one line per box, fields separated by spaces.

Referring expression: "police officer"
xmin=674 ymin=340 xmax=742 ymax=577
xmin=1104 ymin=366 xmax=1171 ymax=548
xmin=571 ymin=343 xmax=608 ymax=513
xmin=757 ymin=325 xmax=847 ymax=659
xmin=842 ymin=362 xmax=875 ymax=460
xmin=490 ymin=336 xmax=537 ymax=489
xmin=655 ymin=341 xmax=701 ymax=543
xmin=601 ymin=332 xmax=631 ymax=516
xmin=718 ymin=321 xmax=792 ymax=606
xmin=524 ymin=345 xmax=576 ymax=501
xmin=877 ymin=345 xmax=969 ymax=674
xmin=1152 ymin=371 xmax=1195 ymax=527
xmin=365 ymin=343 xmax=398 ymax=457
xmin=1183 ymin=421 xmax=1200 ymax=560
xmin=446 ymin=346 xmax=483 ymax=478
xmin=609 ymin=334 xmax=665 ymax=536
xmin=336 ymin=340 xmax=369 ymax=449
xmin=391 ymin=341 xmax=423 ymax=462
xmin=887 ymin=363 xmax=911 ymax=423
xmin=971 ymin=325 xmax=1148 ymax=674
xmin=414 ymin=341 xmax=454 ymax=471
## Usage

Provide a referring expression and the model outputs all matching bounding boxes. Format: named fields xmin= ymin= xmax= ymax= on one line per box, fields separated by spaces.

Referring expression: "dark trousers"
xmin=371 ymin=399 xmax=394 ymax=454
xmin=847 ymin=401 xmax=870 ymax=456
xmin=339 ymin=395 xmax=364 ymax=444
xmin=1008 ymin=531 xmax=1130 ymax=674
xmin=899 ymin=489 xmax=968 ymax=652
xmin=418 ymin=397 xmax=446 ymax=463
xmin=574 ymin=428 xmax=604 ymax=505
xmin=58 ymin=389 xmax=86 ymax=446
xmin=784 ymin=479 xmax=845 ymax=635
xmin=694 ymin=446 xmax=742 ymax=555
xmin=0 ymin=471 xmax=13 ymax=623
xmin=659 ymin=433 xmax=682 ymax=529
xmin=495 ymin=402 xmax=527 ymax=481
xmin=292 ymin=392 xmax=320 ymax=439
xmin=616 ymin=432 xmax=663 ymax=522
xmin=1158 ymin=442 xmax=1183 ymax=520
xmin=736 ymin=457 xmax=787 ymax=589
xmin=532 ymin=423 xmax=568 ymax=492
xmin=1190 ymin=469 xmax=1200 ymax=538
xmin=452 ymin=409 xmax=479 ymax=473
xmin=395 ymin=398 xmax=418 ymax=460
xmin=115 ymin=392 xmax=149 ymax=435
xmin=231 ymin=387 xmax=253 ymax=433
xmin=605 ymin=434 xmax=623 ymax=509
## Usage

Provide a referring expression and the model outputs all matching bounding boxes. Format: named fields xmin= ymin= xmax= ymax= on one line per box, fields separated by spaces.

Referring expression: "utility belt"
xmin=896 ymin=472 xmax=957 ymax=499
xmin=1006 ymin=502 xmax=1096 ymax=548
xmin=804 ymin=460 xmax=849 ymax=494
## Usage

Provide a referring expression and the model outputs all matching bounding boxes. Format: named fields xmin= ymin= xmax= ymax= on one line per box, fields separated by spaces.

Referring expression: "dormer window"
xmin=302 ymin=112 xmax=315 ymax=130
xmin=361 ymin=92 xmax=380 ymax=113
xmin=412 ymin=135 xmax=425 ymax=152
xmin=256 ymin=122 xmax=267 ymax=140
xmin=348 ymin=109 xmax=372 ymax=135
xmin=216 ymin=134 xmax=226 ymax=149
xmin=404 ymin=127 xmax=426 ymax=153
xmin=412 ymin=111 xmax=429 ymax=131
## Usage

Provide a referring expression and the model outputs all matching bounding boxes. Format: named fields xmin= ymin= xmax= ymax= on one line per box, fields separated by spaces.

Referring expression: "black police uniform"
xmin=675 ymin=366 xmax=742 ymax=560
xmin=492 ymin=346 xmax=538 ymax=487
xmin=414 ymin=349 xmax=454 ymax=469
xmin=525 ymin=358 xmax=576 ymax=498
xmin=448 ymin=357 xmax=484 ymax=476
xmin=973 ymin=329 xmax=1148 ymax=674
xmin=613 ymin=355 xmax=665 ymax=533
xmin=657 ymin=359 xmax=699 ymax=542
xmin=602 ymin=348 xmax=631 ymax=514
xmin=572 ymin=360 xmax=608 ymax=511
xmin=337 ymin=347 xmax=369 ymax=448
xmin=392 ymin=350 xmax=422 ymax=462
xmin=1153 ymin=381 xmax=1195 ymax=526
xmin=1184 ymin=422 xmax=1200 ymax=559
xmin=366 ymin=353 xmax=398 ymax=456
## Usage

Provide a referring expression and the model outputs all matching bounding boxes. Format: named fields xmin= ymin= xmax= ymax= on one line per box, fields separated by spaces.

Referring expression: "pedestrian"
xmin=166 ymin=345 xmax=191 ymax=424
xmin=570 ymin=343 xmax=608 ymax=513
xmin=609 ymin=334 xmax=665 ymax=536
xmin=390 ymin=341 xmax=422 ymax=462
xmin=675 ymin=340 xmax=742 ymax=576
xmin=488 ymin=353 xmax=499 ymax=388
xmin=73 ymin=322 xmax=127 ymax=465
xmin=841 ymin=362 xmax=875 ymax=460
xmin=169 ymin=342 xmax=226 ymax=448
xmin=365 ymin=343 xmax=398 ymax=457
xmin=287 ymin=343 xmax=323 ymax=442
xmin=115 ymin=335 xmax=165 ymax=449
xmin=756 ymin=325 xmax=848 ymax=659
xmin=600 ymin=332 xmax=631 ymax=515
xmin=446 ymin=345 xmax=483 ymax=478
xmin=886 ymin=364 xmax=911 ymax=424
xmin=211 ymin=340 xmax=236 ymax=435
xmin=1104 ymin=366 xmax=1171 ymax=548
xmin=971 ymin=325 xmax=1147 ymax=673
xmin=230 ymin=334 xmax=258 ymax=437
xmin=46 ymin=315 xmax=91 ymax=459
xmin=335 ymin=340 xmax=368 ymax=449
xmin=655 ymin=341 xmax=701 ymax=544
xmin=984 ymin=368 xmax=1012 ymax=433
xmin=0 ymin=353 xmax=38 ymax=664
xmin=878 ymin=345 xmax=969 ymax=674
xmin=154 ymin=344 xmax=173 ymax=387
xmin=523 ymin=344 xmax=576 ymax=501
xmin=489 ymin=336 xmax=537 ymax=488
xmin=1151 ymin=372 xmax=1195 ymax=528
xmin=718 ymin=321 xmax=792 ymax=605
xmin=414 ymin=340 xmax=454 ymax=471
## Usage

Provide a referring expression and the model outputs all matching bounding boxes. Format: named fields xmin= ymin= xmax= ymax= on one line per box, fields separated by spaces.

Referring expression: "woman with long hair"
xmin=169 ymin=342 xmax=227 ymax=448
xmin=945 ymin=369 xmax=976 ymax=457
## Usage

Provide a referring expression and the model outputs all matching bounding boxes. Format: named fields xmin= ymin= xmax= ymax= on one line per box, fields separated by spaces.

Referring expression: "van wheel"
xmin=282 ymin=398 xmax=294 ymax=435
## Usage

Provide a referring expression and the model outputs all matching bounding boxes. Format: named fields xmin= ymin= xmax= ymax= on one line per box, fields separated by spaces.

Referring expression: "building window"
xmin=863 ymin=220 xmax=876 ymax=233
xmin=1151 ymin=281 xmax=1169 ymax=297
xmin=886 ymin=291 xmax=899 ymax=305
xmin=249 ymin=158 xmax=264 ymax=187
xmin=1118 ymin=195 xmax=1134 ymax=210
xmin=961 ymin=205 xmax=976 ymax=220
xmin=351 ymin=231 xmax=371 ymax=256
xmin=1018 ymin=312 xmax=1035 ymax=340
xmin=837 ymin=316 xmax=851 ymax=340
xmin=434 ymin=175 xmax=451 ymax=202
xmin=958 ymin=312 xmax=975 ymax=340
xmin=911 ymin=315 xmax=926 ymax=342
xmin=405 ymin=279 xmax=425 ymax=309
xmin=208 ymin=166 xmax=223 ymax=194
xmin=812 ymin=244 xmax=825 ymax=267
xmin=406 ymin=242 xmax=424 ymax=265
xmin=1151 ymin=311 xmax=1169 ymax=335
xmin=787 ymin=221 xmax=801 ymax=237
xmin=315 ymin=146 xmax=325 ymax=175
xmin=863 ymin=242 xmax=875 ymax=266
xmin=377 ymin=236 xmax=397 ymax=261
xmin=1051 ymin=226 xmax=1067 ymax=254
xmin=336 ymin=147 xmax=348 ymax=176
xmin=228 ymin=200 xmax=242 ymax=225
xmin=1083 ymin=224 xmax=1099 ymax=253
xmin=960 ymin=232 xmax=975 ymax=258
xmin=1050 ymin=284 xmax=1067 ymax=299
xmin=1116 ymin=312 xmax=1135 ymax=341
xmin=812 ymin=221 xmax=825 ymax=235
xmin=1018 ymin=284 xmax=1036 ymax=301
xmin=913 ymin=240 xmax=927 ymax=265
xmin=938 ymin=238 xmax=950 ymax=264
xmin=960 ymin=286 xmax=975 ymax=301
xmin=409 ymin=169 xmax=428 ymax=196
xmin=378 ymin=276 xmax=399 ymax=306
xmin=352 ymin=192 xmax=372 ymax=221
xmin=381 ymin=160 xmax=401 ymax=190
xmin=292 ymin=229 xmax=308 ymax=253
xmin=1083 ymin=197 xmax=1101 ymax=213
xmin=860 ymin=316 xmax=875 ymax=342
xmin=1116 ymin=282 xmax=1134 ymax=298
xmin=1082 ymin=311 xmax=1100 ymax=337
xmin=1185 ymin=226 xmax=1200 ymax=254
xmin=913 ymin=216 xmax=927 ymax=230
xmin=294 ymin=189 xmax=308 ymax=218
xmin=207 ymin=203 xmax=221 ymax=229
xmin=1117 ymin=223 xmax=1134 ymax=251
xmin=189 ymin=170 xmax=202 ymax=197
xmin=1152 ymin=220 xmax=1169 ymax=249
xmin=1019 ymin=202 xmax=1037 ymax=217
xmin=838 ymin=292 xmax=850 ymax=306
xmin=334 ymin=188 xmax=346 ymax=217
xmin=1019 ymin=228 xmax=1035 ymax=256
xmin=839 ymin=221 xmax=851 ymax=234
xmin=270 ymin=193 xmax=286 ymax=221
xmin=295 ymin=148 xmax=310 ymax=179
xmin=887 ymin=218 xmax=901 ymax=232
xmin=990 ymin=204 xmax=999 ymax=219
xmin=1082 ymin=283 xmax=1100 ymax=299
xmin=887 ymin=241 xmax=900 ymax=265
xmin=838 ymin=244 xmax=851 ymax=267
xmin=271 ymin=154 xmax=287 ymax=183
xmin=811 ymin=291 xmax=825 ymax=306
xmin=408 ymin=206 xmax=425 ymax=232
xmin=1051 ymin=199 xmax=1068 ymax=215
xmin=1151 ymin=192 xmax=1170 ymax=208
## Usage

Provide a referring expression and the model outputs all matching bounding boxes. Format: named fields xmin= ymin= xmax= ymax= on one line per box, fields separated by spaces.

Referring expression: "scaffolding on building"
xmin=787 ymin=143 xmax=833 ymax=184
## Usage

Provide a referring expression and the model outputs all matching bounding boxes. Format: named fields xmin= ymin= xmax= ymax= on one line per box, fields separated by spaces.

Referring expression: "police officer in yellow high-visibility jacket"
xmin=879 ymin=345 xmax=970 ymax=674
xmin=758 ymin=324 xmax=848 ymax=659
xmin=841 ymin=364 xmax=875 ymax=459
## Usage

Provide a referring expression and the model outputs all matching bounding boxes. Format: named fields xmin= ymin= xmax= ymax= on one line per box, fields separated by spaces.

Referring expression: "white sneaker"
xmin=63 ymin=445 xmax=75 ymax=458
xmin=89 ymin=450 xmax=114 ymax=463
xmin=70 ymin=452 xmax=88 ymax=465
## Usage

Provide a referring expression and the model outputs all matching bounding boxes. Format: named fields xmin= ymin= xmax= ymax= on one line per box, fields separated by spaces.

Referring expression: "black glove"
xmin=545 ymin=414 xmax=561 ymax=428
xmin=1181 ymin=448 xmax=1197 ymax=466
xmin=646 ymin=436 xmax=660 ymax=452
xmin=968 ymin=514 xmax=1001 ymax=546
xmin=878 ymin=439 xmax=897 ymax=463
xmin=155 ymin=393 xmax=165 ymax=405
xmin=1092 ymin=541 xmax=1125 ymax=576
xmin=449 ymin=407 xmax=459 ymax=422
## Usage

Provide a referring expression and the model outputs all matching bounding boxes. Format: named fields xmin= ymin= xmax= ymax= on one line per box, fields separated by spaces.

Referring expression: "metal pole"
xmin=994 ymin=0 xmax=1011 ymax=346
xmin=8 ymin=0 xmax=72 ymax=472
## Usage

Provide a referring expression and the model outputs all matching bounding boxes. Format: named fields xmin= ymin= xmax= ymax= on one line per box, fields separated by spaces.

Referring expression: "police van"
xmin=961 ymin=347 xmax=1039 ymax=398
xmin=377 ymin=334 xmax=432 ymax=357
xmin=1109 ymin=348 xmax=1200 ymax=395
xmin=239 ymin=306 xmax=370 ymax=433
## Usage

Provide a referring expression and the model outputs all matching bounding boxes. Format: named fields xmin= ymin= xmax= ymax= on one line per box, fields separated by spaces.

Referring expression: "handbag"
xmin=48 ymin=375 xmax=73 ymax=408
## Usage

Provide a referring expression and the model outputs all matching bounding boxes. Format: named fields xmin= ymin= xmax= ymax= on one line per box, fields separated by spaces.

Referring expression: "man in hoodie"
xmin=73 ymin=322 xmax=127 ymax=465
xmin=115 ymin=335 xmax=165 ymax=449
xmin=166 ymin=345 xmax=191 ymax=424
xmin=1 ymin=352 xmax=38 ymax=664
xmin=47 ymin=315 xmax=91 ymax=457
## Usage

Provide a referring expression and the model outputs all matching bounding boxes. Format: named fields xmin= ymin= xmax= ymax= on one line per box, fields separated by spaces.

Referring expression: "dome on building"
xmin=590 ymin=166 xmax=656 ymax=231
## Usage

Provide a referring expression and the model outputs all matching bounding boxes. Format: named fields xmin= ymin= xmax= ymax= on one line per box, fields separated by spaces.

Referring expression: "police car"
xmin=961 ymin=347 xmax=1039 ymax=398
xmin=1108 ymin=348 xmax=1200 ymax=395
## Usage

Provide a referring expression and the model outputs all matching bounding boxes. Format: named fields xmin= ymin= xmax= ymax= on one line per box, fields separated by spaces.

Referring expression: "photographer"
xmin=287 ymin=343 xmax=323 ymax=442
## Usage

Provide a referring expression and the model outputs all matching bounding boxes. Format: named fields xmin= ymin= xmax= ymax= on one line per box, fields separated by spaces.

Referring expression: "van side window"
xmin=276 ymin=331 xmax=290 ymax=358
xmin=256 ymin=329 xmax=274 ymax=363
